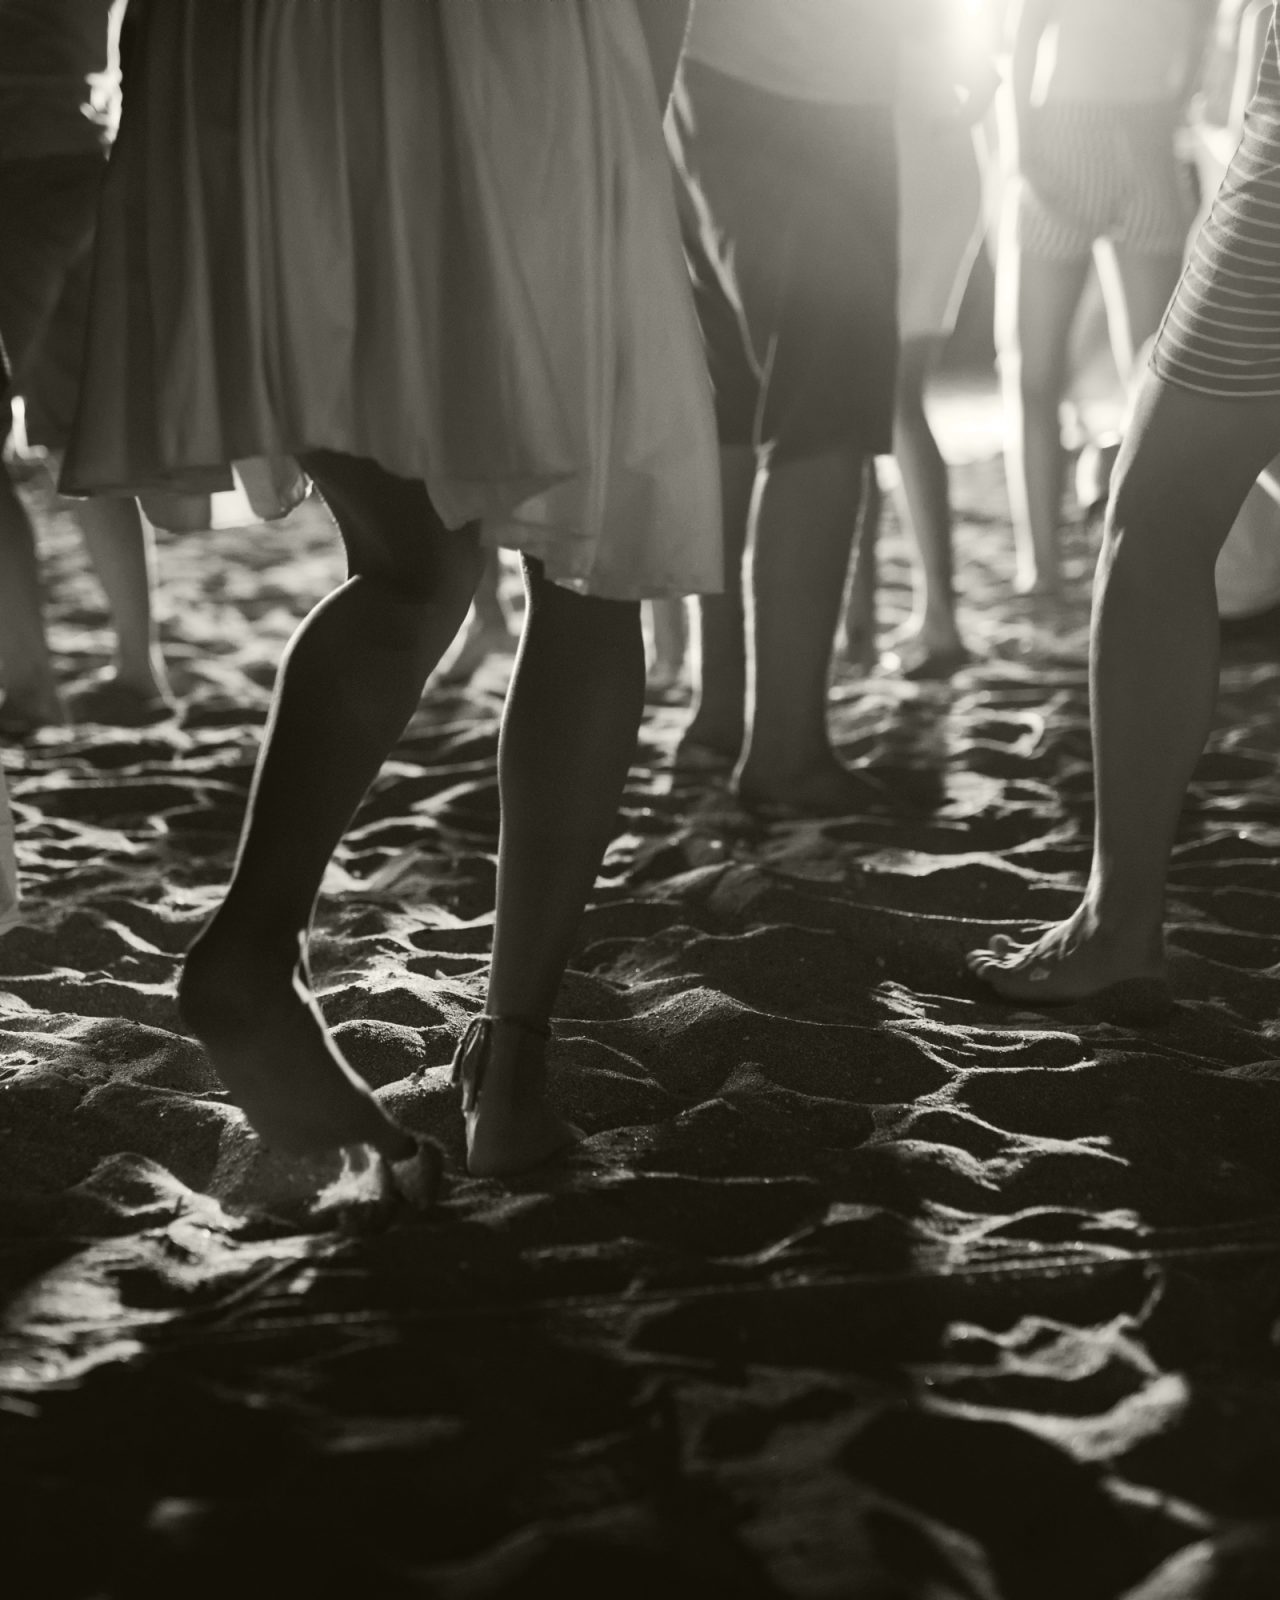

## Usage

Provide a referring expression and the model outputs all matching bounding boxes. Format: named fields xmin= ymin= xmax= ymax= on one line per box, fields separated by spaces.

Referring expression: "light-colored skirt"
xmin=62 ymin=0 xmax=722 ymax=601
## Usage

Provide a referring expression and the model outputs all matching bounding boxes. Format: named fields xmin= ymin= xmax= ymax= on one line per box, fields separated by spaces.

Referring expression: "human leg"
xmin=996 ymin=229 xmax=1092 ymax=596
xmin=841 ymin=460 xmax=881 ymax=675
xmin=726 ymin=105 xmax=894 ymax=804
xmin=437 ymin=547 xmax=517 ymax=685
xmin=736 ymin=442 xmax=871 ymax=813
xmin=645 ymin=596 xmax=689 ymax=695
xmin=885 ymin=335 xmax=969 ymax=676
xmin=1066 ymin=246 xmax=1182 ymax=524
xmin=462 ymin=558 xmax=646 ymax=1175
xmin=72 ymin=493 xmax=173 ymax=713
xmin=676 ymin=442 xmax=755 ymax=768
xmin=1097 ymin=244 xmax=1184 ymax=382
xmin=179 ymin=450 xmax=483 ymax=1158
xmin=0 ymin=160 xmax=109 ymax=731
xmin=969 ymin=376 xmax=1280 ymax=1004
xmin=671 ymin=76 xmax=896 ymax=799
xmin=0 ymin=461 xmax=64 ymax=732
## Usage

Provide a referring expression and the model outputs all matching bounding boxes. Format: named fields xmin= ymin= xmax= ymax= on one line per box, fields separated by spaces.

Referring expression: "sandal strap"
xmin=450 ymin=1012 xmax=551 ymax=1112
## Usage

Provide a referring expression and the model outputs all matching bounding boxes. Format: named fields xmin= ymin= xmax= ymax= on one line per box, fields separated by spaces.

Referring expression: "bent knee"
xmin=368 ymin=524 xmax=485 ymax=602
xmin=1110 ymin=378 xmax=1280 ymax=542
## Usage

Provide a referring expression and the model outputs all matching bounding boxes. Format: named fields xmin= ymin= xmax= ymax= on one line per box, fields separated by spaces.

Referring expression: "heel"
xmin=221 ymin=1132 xmax=445 ymax=1231
xmin=385 ymin=1134 xmax=446 ymax=1209
xmin=450 ymin=1013 xmax=578 ymax=1179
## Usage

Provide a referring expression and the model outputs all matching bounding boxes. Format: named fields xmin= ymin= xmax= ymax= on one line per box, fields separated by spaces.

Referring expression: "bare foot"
xmin=672 ymin=736 xmax=737 ymax=777
xmin=673 ymin=712 xmax=742 ymax=777
xmin=67 ymin=671 xmax=176 ymax=727
xmin=645 ymin=661 xmax=690 ymax=704
xmin=179 ymin=930 xmax=415 ymax=1160
xmin=453 ymin=1017 xmax=578 ymax=1178
xmin=966 ymin=905 xmax=1171 ymax=1020
xmin=840 ymin=628 xmax=879 ymax=676
xmin=1012 ymin=573 xmax=1064 ymax=603
xmin=880 ymin=625 xmax=971 ymax=682
xmin=735 ymin=754 xmax=880 ymax=818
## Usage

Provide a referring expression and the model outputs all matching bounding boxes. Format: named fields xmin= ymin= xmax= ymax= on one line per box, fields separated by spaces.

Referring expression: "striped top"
xmin=1150 ymin=6 xmax=1280 ymax=397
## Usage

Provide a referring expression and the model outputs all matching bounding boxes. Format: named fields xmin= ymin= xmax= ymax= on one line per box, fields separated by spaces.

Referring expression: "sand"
xmin=2 ymin=455 xmax=1279 ymax=1599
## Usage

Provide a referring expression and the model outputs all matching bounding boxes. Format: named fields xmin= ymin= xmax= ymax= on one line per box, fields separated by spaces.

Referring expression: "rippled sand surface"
xmin=3 ymin=463 xmax=1279 ymax=1597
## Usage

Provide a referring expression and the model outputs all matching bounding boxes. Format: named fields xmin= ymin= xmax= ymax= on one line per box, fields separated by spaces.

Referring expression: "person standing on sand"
xmin=997 ymin=0 xmax=1216 ymax=602
xmin=61 ymin=0 xmax=720 ymax=1189
xmin=668 ymin=0 xmax=901 ymax=816
xmin=969 ymin=1 xmax=1280 ymax=1021
xmin=843 ymin=0 xmax=1000 ymax=683
xmin=0 ymin=0 xmax=172 ymax=738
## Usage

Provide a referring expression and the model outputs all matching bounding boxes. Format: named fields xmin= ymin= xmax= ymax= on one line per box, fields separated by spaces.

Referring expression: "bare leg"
xmin=1095 ymin=243 xmax=1184 ymax=384
xmin=969 ymin=377 xmax=1280 ymax=1003
xmin=73 ymin=494 xmax=173 ymax=708
xmin=0 ymin=465 xmax=65 ymax=731
xmin=884 ymin=336 xmax=969 ymax=677
xmin=179 ymin=451 xmax=483 ymax=1157
xmin=645 ymin=596 xmax=688 ymax=693
xmin=842 ymin=462 xmax=881 ymax=675
xmin=466 ymin=561 xmax=645 ymax=1174
xmin=437 ymin=547 xmax=517 ymax=684
xmin=736 ymin=444 xmax=869 ymax=812
xmin=676 ymin=443 xmax=754 ymax=768
xmin=996 ymin=226 xmax=1092 ymax=596
xmin=1066 ymin=247 xmax=1182 ymax=525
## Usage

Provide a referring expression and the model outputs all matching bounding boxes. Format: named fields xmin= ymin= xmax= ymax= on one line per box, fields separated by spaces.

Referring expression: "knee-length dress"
xmin=61 ymin=0 xmax=723 ymax=602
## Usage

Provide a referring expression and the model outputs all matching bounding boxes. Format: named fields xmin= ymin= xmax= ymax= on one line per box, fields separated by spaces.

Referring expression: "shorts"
xmin=668 ymin=59 xmax=899 ymax=461
xmin=1017 ymin=103 xmax=1194 ymax=263
xmin=897 ymin=114 xmax=984 ymax=341
xmin=0 ymin=151 xmax=104 ymax=448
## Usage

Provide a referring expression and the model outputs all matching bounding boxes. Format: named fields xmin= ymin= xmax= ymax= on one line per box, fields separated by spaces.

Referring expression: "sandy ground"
xmin=2 ymin=441 xmax=1280 ymax=1599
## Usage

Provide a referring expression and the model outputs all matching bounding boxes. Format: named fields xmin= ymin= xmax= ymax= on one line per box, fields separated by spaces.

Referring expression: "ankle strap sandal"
xmin=450 ymin=1013 xmax=551 ymax=1113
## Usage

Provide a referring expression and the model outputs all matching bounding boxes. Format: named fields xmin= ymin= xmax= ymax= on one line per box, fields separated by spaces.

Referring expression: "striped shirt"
xmin=1151 ymin=6 xmax=1280 ymax=396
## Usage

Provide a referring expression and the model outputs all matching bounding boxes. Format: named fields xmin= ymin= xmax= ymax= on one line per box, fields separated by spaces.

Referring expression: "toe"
xmin=967 ymin=932 xmax=1021 ymax=971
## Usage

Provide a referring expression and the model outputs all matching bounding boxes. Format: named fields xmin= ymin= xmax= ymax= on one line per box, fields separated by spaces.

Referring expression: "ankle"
xmin=475 ymin=1011 xmax=551 ymax=1050
xmin=184 ymin=918 xmax=304 ymax=985
xmin=1079 ymin=886 xmax=1165 ymax=957
xmin=681 ymin=715 xmax=743 ymax=761
xmin=918 ymin=609 xmax=961 ymax=644
xmin=453 ymin=1012 xmax=550 ymax=1114
xmin=738 ymin=739 xmax=837 ymax=785
xmin=113 ymin=661 xmax=171 ymax=698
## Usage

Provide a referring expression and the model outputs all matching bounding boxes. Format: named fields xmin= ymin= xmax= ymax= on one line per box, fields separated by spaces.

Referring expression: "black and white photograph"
xmin=2 ymin=2 xmax=1279 ymax=1595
